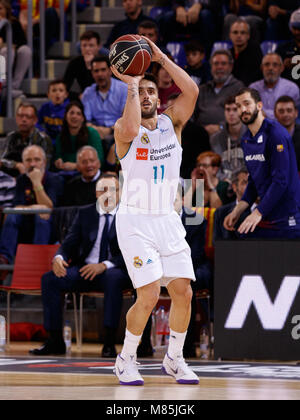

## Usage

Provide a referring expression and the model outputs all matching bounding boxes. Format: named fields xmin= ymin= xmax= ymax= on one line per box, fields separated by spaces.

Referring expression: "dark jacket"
xmin=56 ymin=204 xmax=125 ymax=269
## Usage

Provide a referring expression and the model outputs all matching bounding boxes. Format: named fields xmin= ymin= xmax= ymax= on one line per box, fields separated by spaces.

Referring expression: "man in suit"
xmin=213 ymin=169 xmax=249 ymax=241
xmin=30 ymin=173 xmax=132 ymax=357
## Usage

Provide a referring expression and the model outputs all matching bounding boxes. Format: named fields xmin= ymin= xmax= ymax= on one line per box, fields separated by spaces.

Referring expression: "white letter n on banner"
xmin=225 ymin=276 xmax=300 ymax=330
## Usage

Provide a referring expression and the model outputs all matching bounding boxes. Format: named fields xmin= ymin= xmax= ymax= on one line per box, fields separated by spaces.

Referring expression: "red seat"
xmin=0 ymin=244 xmax=60 ymax=346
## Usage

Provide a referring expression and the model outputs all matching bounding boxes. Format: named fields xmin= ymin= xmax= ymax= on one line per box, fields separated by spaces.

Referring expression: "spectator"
xmin=265 ymin=0 xmax=300 ymax=41
xmin=184 ymin=40 xmax=212 ymax=86
xmin=30 ymin=173 xmax=132 ymax=358
xmin=229 ymin=18 xmax=263 ymax=86
xmin=210 ymin=95 xmax=247 ymax=182
xmin=152 ymin=61 xmax=181 ymax=114
xmin=276 ymin=8 xmax=300 ymax=88
xmin=274 ymin=95 xmax=300 ymax=170
xmin=82 ymin=56 xmax=128 ymax=143
xmin=63 ymin=31 xmax=105 ymax=99
xmin=54 ymin=101 xmax=105 ymax=173
xmin=249 ymin=53 xmax=300 ymax=119
xmin=62 ymin=146 xmax=102 ymax=207
xmin=213 ymin=168 xmax=249 ymax=241
xmin=193 ymin=49 xmax=244 ymax=136
xmin=157 ymin=0 xmax=217 ymax=54
xmin=166 ymin=93 xmax=210 ymax=179
xmin=0 ymin=0 xmax=32 ymax=95
xmin=0 ymin=145 xmax=63 ymax=274
xmin=223 ymin=0 xmax=267 ymax=43
xmin=187 ymin=151 xmax=231 ymax=209
xmin=105 ymin=0 xmax=155 ymax=48
xmin=0 ymin=102 xmax=53 ymax=177
xmin=36 ymin=80 xmax=69 ymax=145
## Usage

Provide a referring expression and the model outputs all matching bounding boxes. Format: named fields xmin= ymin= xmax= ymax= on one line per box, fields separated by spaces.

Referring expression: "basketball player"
xmin=224 ymin=87 xmax=300 ymax=238
xmin=110 ymin=37 xmax=200 ymax=386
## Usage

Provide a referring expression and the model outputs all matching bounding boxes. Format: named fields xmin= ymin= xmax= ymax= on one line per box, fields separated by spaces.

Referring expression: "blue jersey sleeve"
xmin=256 ymin=125 xmax=290 ymax=218
xmin=241 ymin=172 xmax=258 ymax=207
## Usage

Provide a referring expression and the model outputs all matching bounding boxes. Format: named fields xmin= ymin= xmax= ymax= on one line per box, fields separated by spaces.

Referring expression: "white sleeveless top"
xmin=119 ymin=114 xmax=182 ymax=215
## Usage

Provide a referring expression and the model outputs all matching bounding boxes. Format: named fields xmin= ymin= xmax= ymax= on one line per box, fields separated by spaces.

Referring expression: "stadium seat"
xmin=75 ymin=290 xmax=134 ymax=349
xmin=0 ymin=244 xmax=79 ymax=347
xmin=260 ymin=41 xmax=279 ymax=55
xmin=166 ymin=42 xmax=187 ymax=67
xmin=211 ymin=41 xmax=232 ymax=56
xmin=149 ymin=6 xmax=172 ymax=20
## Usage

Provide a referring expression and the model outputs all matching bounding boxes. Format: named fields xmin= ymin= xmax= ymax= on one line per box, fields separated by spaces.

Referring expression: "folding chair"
xmin=0 ymin=244 xmax=79 ymax=347
xmin=75 ymin=289 xmax=135 ymax=350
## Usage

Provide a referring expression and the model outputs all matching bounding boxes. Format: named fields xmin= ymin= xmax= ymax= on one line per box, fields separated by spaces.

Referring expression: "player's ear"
xmin=257 ymin=101 xmax=263 ymax=111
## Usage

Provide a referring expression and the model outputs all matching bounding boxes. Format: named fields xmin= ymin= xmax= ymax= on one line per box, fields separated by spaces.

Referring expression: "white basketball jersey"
xmin=119 ymin=114 xmax=182 ymax=214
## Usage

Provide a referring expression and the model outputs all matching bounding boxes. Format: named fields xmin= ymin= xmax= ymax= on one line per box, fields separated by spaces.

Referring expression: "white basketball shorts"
xmin=116 ymin=207 xmax=196 ymax=289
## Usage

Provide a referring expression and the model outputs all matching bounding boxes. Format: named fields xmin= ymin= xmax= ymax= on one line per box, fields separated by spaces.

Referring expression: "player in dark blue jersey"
xmin=224 ymin=87 xmax=300 ymax=238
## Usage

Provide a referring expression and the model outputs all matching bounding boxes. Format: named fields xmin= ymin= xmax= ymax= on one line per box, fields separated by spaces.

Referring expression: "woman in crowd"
xmin=54 ymin=101 xmax=104 ymax=172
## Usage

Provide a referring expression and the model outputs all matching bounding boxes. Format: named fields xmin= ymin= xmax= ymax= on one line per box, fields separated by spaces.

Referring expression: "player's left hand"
xmin=79 ymin=263 xmax=107 ymax=281
xmin=238 ymin=209 xmax=262 ymax=234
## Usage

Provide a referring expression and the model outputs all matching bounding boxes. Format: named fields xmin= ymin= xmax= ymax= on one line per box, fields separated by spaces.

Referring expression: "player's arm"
xmin=142 ymin=36 xmax=199 ymax=131
xmin=111 ymin=66 xmax=144 ymax=144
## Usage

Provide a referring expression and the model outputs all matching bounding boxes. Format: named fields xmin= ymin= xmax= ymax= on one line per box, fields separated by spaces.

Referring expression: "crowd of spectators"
xmin=1 ymin=0 xmax=300 ymax=356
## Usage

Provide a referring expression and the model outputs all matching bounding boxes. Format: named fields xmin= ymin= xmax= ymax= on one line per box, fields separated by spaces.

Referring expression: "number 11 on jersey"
xmin=153 ymin=165 xmax=165 ymax=184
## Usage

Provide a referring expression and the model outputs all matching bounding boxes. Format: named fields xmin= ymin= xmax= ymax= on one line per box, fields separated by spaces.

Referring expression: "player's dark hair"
xmin=142 ymin=73 xmax=159 ymax=89
xmin=235 ymin=87 xmax=262 ymax=103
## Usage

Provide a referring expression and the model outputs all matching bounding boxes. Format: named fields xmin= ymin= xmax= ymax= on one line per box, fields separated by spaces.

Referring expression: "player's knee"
xmin=137 ymin=286 xmax=160 ymax=313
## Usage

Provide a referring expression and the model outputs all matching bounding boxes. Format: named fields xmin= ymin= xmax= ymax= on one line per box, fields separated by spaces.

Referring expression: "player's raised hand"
xmin=140 ymin=36 xmax=165 ymax=63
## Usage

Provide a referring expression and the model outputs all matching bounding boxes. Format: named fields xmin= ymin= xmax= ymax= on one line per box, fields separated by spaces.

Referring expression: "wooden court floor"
xmin=0 ymin=342 xmax=300 ymax=400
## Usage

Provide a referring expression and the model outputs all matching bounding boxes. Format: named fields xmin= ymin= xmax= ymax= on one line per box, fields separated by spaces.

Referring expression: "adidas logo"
xmin=146 ymin=258 xmax=153 ymax=264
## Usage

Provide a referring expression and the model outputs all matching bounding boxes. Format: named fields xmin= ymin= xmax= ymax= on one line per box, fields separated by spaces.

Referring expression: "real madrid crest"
xmin=133 ymin=256 xmax=143 ymax=268
xmin=141 ymin=133 xmax=150 ymax=145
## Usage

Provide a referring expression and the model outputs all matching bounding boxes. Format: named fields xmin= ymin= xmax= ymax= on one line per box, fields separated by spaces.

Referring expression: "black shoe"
xmin=29 ymin=340 xmax=66 ymax=356
xmin=137 ymin=343 xmax=154 ymax=357
xmin=101 ymin=344 xmax=117 ymax=358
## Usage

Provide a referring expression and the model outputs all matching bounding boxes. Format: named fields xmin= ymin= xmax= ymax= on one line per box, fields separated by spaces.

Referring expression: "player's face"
xmin=235 ymin=92 xmax=261 ymax=125
xmin=139 ymin=80 xmax=159 ymax=119
xmin=48 ymin=83 xmax=68 ymax=105
xmin=275 ymin=101 xmax=298 ymax=128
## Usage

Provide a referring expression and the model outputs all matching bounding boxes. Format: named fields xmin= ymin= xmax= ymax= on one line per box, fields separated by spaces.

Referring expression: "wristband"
xmin=209 ymin=187 xmax=217 ymax=193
